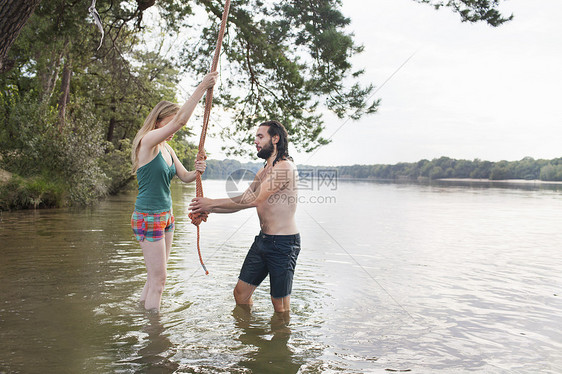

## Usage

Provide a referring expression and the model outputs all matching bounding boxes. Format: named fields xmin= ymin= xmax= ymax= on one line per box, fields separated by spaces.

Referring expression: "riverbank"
xmin=0 ymin=166 xmax=136 ymax=211
xmin=329 ymin=176 xmax=562 ymax=186
xmin=0 ymin=171 xmax=66 ymax=210
xmin=3 ymin=171 xmax=562 ymax=212
xmin=438 ymin=178 xmax=562 ymax=185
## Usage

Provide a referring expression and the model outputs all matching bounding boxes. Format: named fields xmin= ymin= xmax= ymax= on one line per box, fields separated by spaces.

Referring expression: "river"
xmin=1 ymin=179 xmax=561 ymax=373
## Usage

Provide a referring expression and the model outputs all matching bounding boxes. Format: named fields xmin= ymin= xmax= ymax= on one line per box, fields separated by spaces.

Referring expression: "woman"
xmin=131 ymin=72 xmax=218 ymax=312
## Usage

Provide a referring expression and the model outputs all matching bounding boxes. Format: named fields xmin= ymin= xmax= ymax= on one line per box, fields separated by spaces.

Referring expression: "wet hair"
xmin=259 ymin=120 xmax=292 ymax=166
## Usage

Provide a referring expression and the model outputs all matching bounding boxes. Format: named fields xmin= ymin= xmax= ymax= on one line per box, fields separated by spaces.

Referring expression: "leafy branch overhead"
xmin=414 ymin=0 xmax=513 ymax=26
xmin=180 ymin=0 xmax=377 ymax=155
xmin=180 ymin=0 xmax=511 ymax=155
xmin=0 ymin=0 xmax=513 ymax=162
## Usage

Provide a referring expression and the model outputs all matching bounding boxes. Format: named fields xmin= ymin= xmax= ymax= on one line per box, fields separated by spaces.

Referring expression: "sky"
xmin=182 ymin=0 xmax=562 ymax=166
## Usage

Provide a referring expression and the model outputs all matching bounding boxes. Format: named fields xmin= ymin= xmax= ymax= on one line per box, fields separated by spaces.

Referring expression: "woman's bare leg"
xmin=140 ymin=238 xmax=168 ymax=311
xmin=140 ymin=230 xmax=174 ymax=306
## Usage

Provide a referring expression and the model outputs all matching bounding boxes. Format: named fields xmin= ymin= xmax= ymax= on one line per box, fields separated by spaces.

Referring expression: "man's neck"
xmin=265 ymin=151 xmax=278 ymax=168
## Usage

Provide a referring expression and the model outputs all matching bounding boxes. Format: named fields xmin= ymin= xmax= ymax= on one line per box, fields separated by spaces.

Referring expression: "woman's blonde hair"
xmin=131 ymin=100 xmax=180 ymax=172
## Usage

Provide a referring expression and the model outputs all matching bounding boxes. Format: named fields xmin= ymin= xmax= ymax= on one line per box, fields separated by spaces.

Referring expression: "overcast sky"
xmin=185 ymin=0 xmax=562 ymax=166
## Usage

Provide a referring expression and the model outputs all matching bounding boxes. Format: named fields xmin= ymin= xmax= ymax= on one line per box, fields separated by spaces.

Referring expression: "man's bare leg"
xmin=234 ymin=279 xmax=257 ymax=306
xmin=271 ymin=295 xmax=291 ymax=313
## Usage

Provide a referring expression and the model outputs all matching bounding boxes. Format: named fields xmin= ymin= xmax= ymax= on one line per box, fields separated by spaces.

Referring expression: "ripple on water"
xmin=2 ymin=180 xmax=562 ymax=373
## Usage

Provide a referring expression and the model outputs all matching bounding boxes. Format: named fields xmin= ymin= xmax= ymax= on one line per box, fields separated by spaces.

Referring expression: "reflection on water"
xmin=1 ymin=180 xmax=562 ymax=373
xmin=130 ymin=314 xmax=179 ymax=373
xmin=233 ymin=305 xmax=301 ymax=374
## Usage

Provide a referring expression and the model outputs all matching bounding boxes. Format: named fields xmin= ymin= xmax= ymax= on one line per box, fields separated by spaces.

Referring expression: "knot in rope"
xmin=188 ymin=151 xmax=208 ymax=226
xmin=187 ymin=150 xmax=209 ymax=274
xmin=188 ymin=210 xmax=208 ymax=226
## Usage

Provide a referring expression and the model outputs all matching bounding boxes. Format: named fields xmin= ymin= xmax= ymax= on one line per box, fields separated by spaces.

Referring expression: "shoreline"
xmin=205 ymin=175 xmax=562 ymax=185
xmin=437 ymin=178 xmax=562 ymax=185
xmin=331 ymin=177 xmax=562 ymax=185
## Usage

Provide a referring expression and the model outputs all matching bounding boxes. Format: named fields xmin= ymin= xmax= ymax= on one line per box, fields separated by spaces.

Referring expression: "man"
xmin=189 ymin=120 xmax=300 ymax=313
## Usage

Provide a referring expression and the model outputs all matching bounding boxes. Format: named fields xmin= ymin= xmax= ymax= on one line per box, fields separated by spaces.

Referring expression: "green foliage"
xmin=0 ymin=0 xmax=514 ymax=209
xmin=180 ymin=0 xmax=511 ymax=155
xmin=540 ymin=163 xmax=562 ymax=181
xmin=167 ymin=128 xmax=199 ymax=171
xmin=99 ymin=139 xmax=134 ymax=194
xmin=0 ymin=90 xmax=109 ymax=205
xmin=0 ymin=89 xmax=59 ymax=176
xmin=182 ymin=0 xmax=378 ymax=155
xmin=414 ymin=0 xmax=513 ymax=26
xmin=0 ymin=0 xmax=181 ymax=207
xmin=203 ymin=156 xmax=562 ymax=182
xmin=203 ymin=158 xmax=263 ymax=179
xmin=333 ymin=157 xmax=556 ymax=181
xmin=469 ymin=159 xmax=493 ymax=179
xmin=0 ymin=175 xmax=65 ymax=210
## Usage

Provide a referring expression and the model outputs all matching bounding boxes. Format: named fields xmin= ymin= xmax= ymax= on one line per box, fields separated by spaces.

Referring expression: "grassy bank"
xmin=0 ymin=172 xmax=67 ymax=210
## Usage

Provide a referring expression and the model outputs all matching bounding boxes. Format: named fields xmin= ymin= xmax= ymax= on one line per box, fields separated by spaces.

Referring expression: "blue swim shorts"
xmin=239 ymin=232 xmax=301 ymax=299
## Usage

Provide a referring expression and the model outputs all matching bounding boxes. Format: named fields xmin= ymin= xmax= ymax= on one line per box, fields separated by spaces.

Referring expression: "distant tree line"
xmin=203 ymin=159 xmax=263 ymax=180
xmin=203 ymin=156 xmax=562 ymax=181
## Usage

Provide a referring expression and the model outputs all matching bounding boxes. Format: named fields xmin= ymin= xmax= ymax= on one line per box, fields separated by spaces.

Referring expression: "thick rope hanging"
xmin=188 ymin=0 xmax=231 ymax=275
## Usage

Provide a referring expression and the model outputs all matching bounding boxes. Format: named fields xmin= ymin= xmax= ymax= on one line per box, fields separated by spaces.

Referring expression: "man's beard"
xmin=257 ymin=140 xmax=274 ymax=160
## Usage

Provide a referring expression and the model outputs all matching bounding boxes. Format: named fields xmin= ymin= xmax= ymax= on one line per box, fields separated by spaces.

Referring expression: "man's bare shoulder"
xmin=271 ymin=159 xmax=298 ymax=180
xmin=273 ymin=159 xmax=297 ymax=171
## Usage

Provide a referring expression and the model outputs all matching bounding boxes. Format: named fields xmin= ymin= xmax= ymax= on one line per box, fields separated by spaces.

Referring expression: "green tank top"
xmin=134 ymin=150 xmax=176 ymax=213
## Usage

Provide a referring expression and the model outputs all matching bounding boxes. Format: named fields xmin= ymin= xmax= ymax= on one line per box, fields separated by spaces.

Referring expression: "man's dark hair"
xmin=259 ymin=120 xmax=293 ymax=166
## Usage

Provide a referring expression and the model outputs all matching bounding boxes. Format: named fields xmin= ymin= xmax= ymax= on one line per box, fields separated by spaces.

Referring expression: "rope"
xmin=188 ymin=0 xmax=231 ymax=275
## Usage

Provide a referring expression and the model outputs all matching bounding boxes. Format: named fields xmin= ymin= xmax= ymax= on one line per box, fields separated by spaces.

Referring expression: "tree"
xmin=180 ymin=0 xmax=377 ymax=154
xmin=0 ymin=0 xmax=184 ymax=205
xmin=0 ymin=0 xmax=520 ymax=207
xmin=429 ymin=166 xmax=444 ymax=179
xmin=453 ymin=159 xmax=474 ymax=178
xmin=489 ymin=160 xmax=513 ymax=180
xmin=0 ymin=0 xmax=514 ymax=155
xmin=470 ymin=159 xmax=493 ymax=179
xmin=414 ymin=0 xmax=513 ymax=26
xmin=0 ymin=0 xmax=41 ymax=73
xmin=540 ymin=164 xmax=562 ymax=181
xmin=513 ymin=156 xmax=541 ymax=180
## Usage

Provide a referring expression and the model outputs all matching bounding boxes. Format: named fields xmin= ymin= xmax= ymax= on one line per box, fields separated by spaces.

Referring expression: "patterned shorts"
xmin=131 ymin=210 xmax=175 ymax=242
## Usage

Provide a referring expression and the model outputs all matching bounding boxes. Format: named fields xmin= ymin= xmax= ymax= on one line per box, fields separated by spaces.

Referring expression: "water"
xmin=1 ymin=179 xmax=561 ymax=373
